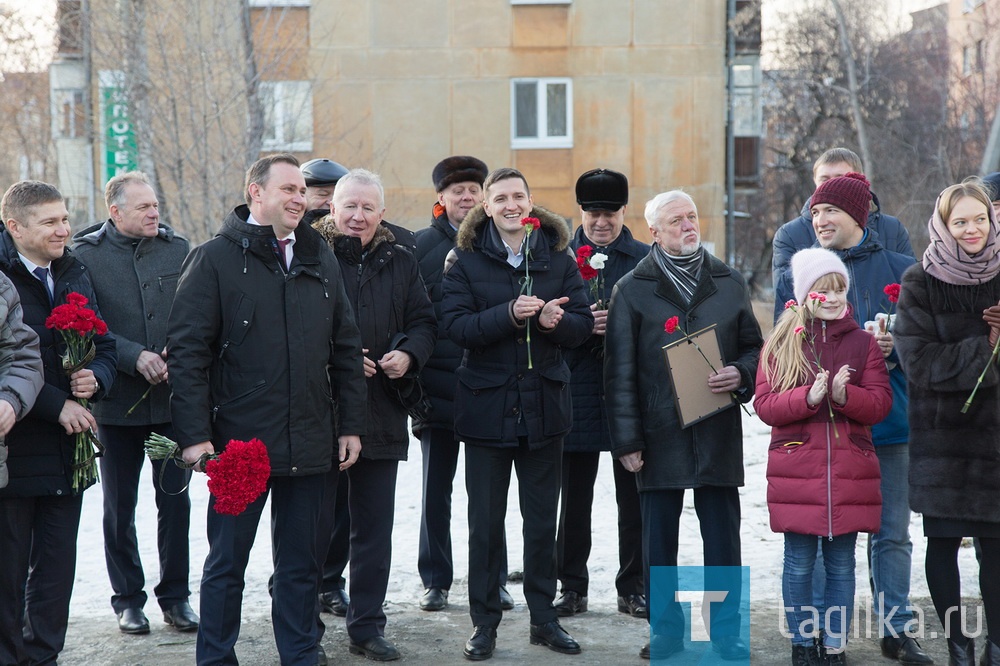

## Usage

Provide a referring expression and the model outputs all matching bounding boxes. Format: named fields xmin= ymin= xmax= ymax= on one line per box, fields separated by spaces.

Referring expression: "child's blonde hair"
xmin=764 ymin=272 xmax=848 ymax=392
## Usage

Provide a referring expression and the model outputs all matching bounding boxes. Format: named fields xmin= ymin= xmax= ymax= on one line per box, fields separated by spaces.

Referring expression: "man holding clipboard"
xmin=604 ymin=190 xmax=762 ymax=662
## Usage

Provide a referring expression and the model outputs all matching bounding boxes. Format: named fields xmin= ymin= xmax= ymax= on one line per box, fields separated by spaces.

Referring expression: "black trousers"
xmin=556 ymin=451 xmax=644 ymax=597
xmin=345 ymin=458 xmax=399 ymax=642
xmin=417 ymin=428 xmax=510 ymax=591
xmin=98 ymin=422 xmax=192 ymax=614
xmin=0 ymin=494 xmax=84 ymax=666
xmin=196 ymin=474 xmax=325 ymax=666
xmin=466 ymin=439 xmax=561 ymax=628
xmin=318 ymin=467 xmax=350 ymax=593
xmin=641 ymin=486 xmax=742 ymax=638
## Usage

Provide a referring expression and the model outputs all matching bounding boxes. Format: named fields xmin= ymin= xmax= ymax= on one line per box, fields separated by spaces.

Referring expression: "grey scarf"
xmin=922 ymin=193 xmax=1000 ymax=286
xmin=652 ymin=243 xmax=704 ymax=303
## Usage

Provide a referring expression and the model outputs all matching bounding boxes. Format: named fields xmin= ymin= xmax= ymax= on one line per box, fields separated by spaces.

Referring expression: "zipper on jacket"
xmin=826 ymin=421 xmax=833 ymax=540
xmin=822 ymin=320 xmax=827 ymax=343
xmin=211 ymin=380 xmax=267 ymax=422
xmin=219 ymin=341 xmax=231 ymax=359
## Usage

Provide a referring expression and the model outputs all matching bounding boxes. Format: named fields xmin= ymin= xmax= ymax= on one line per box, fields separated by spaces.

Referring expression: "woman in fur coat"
xmin=895 ymin=179 xmax=1000 ymax=666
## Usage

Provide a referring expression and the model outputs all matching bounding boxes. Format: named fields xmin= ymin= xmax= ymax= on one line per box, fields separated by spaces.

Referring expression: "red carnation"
xmin=66 ymin=292 xmax=88 ymax=306
xmin=884 ymin=283 xmax=901 ymax=304
xmin=205 ymin=438 xmax=271 ymax=516
xmin=664 ymin=316 xmax=679 ymax=334
xmin=521 ymin=216 xmax=541 ymax=230
xmin=579 ymin=264 xmax=598 ymax=281
xmin=576 ymin=245 xmax=594 ymax=260
xmin=784 ymin=299 xmax=797 ymax=310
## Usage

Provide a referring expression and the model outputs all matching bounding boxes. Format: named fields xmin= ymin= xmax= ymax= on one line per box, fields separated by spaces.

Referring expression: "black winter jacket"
xmin=441 ymin=205 xmax=594 ymax=448
xmin=167 ymin=206 xmax=366 ymax=476
xmin=313 ymin=218 xmax=436 ymax=461
xmin=0 ymin=230 xmax=118 ymax=497
xmin=895 ymin=265 xmax=1000 ymax=524
xmin=412 ymin=209 xmax=464 ymax=434
xmin=564 ymin=225 xmax=648 ymax=453
xmin=605 ymin=250 xmax=762 ymax=491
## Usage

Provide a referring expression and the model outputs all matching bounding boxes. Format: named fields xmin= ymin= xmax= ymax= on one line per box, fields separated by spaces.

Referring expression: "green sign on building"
xmin=99 ymin=71 xmax=139 ymax=183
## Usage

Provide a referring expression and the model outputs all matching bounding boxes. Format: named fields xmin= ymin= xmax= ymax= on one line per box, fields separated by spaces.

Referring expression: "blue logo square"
xmin=649 ymin=566 xmax=751 ymax=664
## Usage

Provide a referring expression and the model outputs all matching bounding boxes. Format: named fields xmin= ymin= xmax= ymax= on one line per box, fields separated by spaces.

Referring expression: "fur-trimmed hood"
xmin=455 ymin=203 xmax=570 ymax=253
xmin=312 ymin=215 xmax=397 ymax=265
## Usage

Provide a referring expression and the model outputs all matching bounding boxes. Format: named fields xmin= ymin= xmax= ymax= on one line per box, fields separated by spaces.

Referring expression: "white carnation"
xmin=589 ymin=253 xmax=608 ymax=270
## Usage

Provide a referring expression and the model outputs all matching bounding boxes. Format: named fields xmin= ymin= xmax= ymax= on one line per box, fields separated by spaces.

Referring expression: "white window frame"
xmin=510 ymin=77 xmax=573 ymax=150
xmin=248 ymin=0 xmax=310 ymax=6
xmin=260 ymin=80 xmax=313 ymax=152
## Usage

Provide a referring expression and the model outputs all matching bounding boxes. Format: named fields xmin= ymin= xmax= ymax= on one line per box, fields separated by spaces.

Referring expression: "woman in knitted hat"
xmin=894 ymin=178 xmax=1000 ymax=666
xmin=755 ymin=247 xmax=891 ymax=666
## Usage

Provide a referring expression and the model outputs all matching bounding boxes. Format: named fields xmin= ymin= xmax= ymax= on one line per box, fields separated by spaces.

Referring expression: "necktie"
xmin=276 ymin=239 xmax=291 ymax=271
xmin=33 ymin=266 xmax=53 ymax=305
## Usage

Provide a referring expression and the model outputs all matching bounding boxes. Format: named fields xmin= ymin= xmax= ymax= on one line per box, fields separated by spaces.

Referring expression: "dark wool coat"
xmin=564 ymin=225 xmax=648 ymax=453
xmin=167 ymin=206 xmax=366 ymax=476
xmin=72 ymin=220 xmax=189 ymax=425
xmin=411 ymin=208 xmax=464 ymax=434
xmin=604 ymin=250 xmax=763 ymax=491
xmin=440 ymin=204 xmax=594 ymax=448
xmin=313 ymin=218 xmax=436 ymax=461
xmin=755 ymin=314 xmax=890 ymax=537
xmin=894 ymin=265 xmax=1000 ymax=525
xmin=0 ymin=230 xmax=118 ymax=497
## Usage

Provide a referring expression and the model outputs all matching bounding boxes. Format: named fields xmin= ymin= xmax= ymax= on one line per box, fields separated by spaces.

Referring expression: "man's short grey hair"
xmin=334 ymin=168 xmax=385 ymax=209
xmin=644 ymin=190 xmax=697 ymax=228
xmin=105 ymin=171 xmax=152 ymax=211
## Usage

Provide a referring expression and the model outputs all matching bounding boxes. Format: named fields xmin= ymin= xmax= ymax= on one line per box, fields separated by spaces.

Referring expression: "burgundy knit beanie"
xmin=811 ymin=172 xmax=872 ymax=229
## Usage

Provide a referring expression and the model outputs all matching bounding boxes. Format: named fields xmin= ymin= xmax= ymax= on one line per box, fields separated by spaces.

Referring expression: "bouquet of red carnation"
xmin=576 ymin=245 xmax=609 ymax=309
xmin=45 ymin=292 xmax=108 ymax=492
xmin=144 ymin=433 xmax=271 ymax=515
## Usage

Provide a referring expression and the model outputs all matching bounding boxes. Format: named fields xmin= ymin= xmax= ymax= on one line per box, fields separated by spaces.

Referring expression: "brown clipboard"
xmin=661 ymin=324 xmax=735 ymax=429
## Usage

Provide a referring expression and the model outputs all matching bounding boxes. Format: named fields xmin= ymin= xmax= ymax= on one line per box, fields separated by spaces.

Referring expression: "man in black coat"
xmin=0 ymin=180 xmax=118 ymax=665
xmin=555 ymin=169 xmax=649 ymax=621
xmin=312 ymin=168 xmax=437 ymax=661
xmin=72 ymin=171 xmax=197 ymax=636
xmin=605 ymin=190 xmax=761 ymax=662
xmin=168 ymin=154 xmax=366 ymax=665
xmin=441 ymin=168 xmax=594 ymax=660
xmin=413 ymin=155 xmax=514 ymax=612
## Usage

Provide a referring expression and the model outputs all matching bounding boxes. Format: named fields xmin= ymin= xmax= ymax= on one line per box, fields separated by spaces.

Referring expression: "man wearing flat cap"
xmin=555 ymin=169 xmax=649 ymax=623
xmin=413 ymin=156 xmax=515 ymax=613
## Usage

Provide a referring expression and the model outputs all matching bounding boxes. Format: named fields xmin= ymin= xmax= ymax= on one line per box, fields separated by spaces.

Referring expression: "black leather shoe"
xmin=553 ymin=591 xmax=588 ymax=617
xmin=640 ymin=635 xmax=684 ymax=660
xmin=464 ymin=625 xmax=497 ymax=661
xmin=319 ymin=589 xmax=349 ymax=617
xmin=529 ymin=620 xmax=581 ymax=655
xmin=881 ymin=636 xmax=933 ymax=665
xmin=792 ymin=644 xmax=821 ymax=666
xmin=348 ymin=635 xmax=400 ymax=661
xmin=162 ymin=601 xmax=199 ymax=632
xmin=420 ymin=587 xmax=448 ymax=611
xmin=316 ymin=644 xmax=328 ymax=666
xmin=948 ymin=638 xmax=975 ymax=666
xmin=499 ymin=586 xmax=514 ymax=611
xmin=824 ymin=650 xmax=848 ymax=665
xmin=117 ymin=607 xmax=150 ymax=634
xmin=712 ymin=636 xmax=750 ymax=661
xmin=617 ymin=594 xmax=648 ymax=618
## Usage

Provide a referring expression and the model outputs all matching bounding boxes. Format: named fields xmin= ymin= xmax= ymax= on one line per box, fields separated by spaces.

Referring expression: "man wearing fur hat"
xmin=413 ymin=155 xmax=515 ymax=613
xmin=605 ymin=190 xmax=761 ymax=662
xmin=441 ymin=167 xmax=594 ymax=660
xmin=554 ymin=168 xmax=649 ymax=620
xmin=774 ymin=172 xmax=929 ymax=665
xmin=985 ymin=171 xmax=1000 ymax=217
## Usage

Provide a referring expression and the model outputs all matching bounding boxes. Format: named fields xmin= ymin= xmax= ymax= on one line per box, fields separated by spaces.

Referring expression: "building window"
xmin=260 ymin=81 xmax=313 ymax=152
xmin=731 ymin=60 xmax=762 ymax=184
xmin=511 ymin=78 xmax=573 ymax=149
xmin=54 ymin=89 xmax=85 ymax=139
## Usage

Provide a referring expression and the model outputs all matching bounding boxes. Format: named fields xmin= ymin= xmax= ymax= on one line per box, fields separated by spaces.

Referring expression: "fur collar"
xmin=455 ymin=204 xmax=570 ymax=252
xmin=311 ymin=215 xmax=396 ymax=248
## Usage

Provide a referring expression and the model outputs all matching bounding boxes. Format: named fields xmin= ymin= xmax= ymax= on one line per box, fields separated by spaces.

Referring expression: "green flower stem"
xmin=962 ymin=334 xmax=1000 ymax=414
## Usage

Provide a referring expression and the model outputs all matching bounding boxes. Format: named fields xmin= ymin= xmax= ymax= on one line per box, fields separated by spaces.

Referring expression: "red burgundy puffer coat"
xmin=754 ymin=313 xmax=892 ymax=538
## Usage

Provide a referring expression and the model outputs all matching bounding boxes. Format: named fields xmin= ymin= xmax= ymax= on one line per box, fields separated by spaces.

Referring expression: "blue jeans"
xmin=870 ymin=443 xmax=915 ymax=635
xmin=783 ymin=532 xmax=857 ymax=649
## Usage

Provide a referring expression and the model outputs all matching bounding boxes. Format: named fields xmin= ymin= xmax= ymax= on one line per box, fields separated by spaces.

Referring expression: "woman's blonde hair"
xmin=763 ymin=272 xmax=848 ymax=392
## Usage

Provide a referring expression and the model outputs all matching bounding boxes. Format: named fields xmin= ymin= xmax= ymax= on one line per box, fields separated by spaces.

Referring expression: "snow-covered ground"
xmin=70 ymin=412 xmax=980 ymax=636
